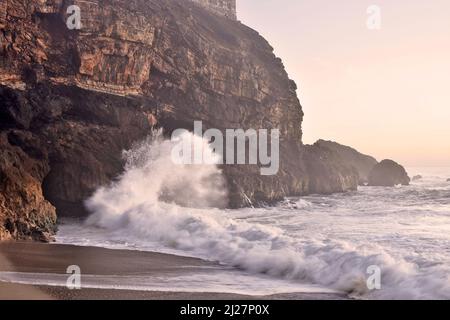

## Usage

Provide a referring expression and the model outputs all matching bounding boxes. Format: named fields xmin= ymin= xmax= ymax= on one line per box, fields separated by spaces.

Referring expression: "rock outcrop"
xmin=368 ymin=160 xmax=410 ymax=187
xmin=0 ymin=133 xmax=56 ymax=241
xmin=301 ymin=143 xmax=359 ymax=194
xmin=315 ymin=140 xmax=378 ymax=185
xmin=189 ymin=0 xmax=237 ymax=20
xmin=0 ymin=0 xmax=359 ymax=240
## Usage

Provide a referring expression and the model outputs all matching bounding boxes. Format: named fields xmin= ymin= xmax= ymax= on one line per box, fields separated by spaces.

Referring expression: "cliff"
xmin=0 ymin=0 xmax=359 ymax=240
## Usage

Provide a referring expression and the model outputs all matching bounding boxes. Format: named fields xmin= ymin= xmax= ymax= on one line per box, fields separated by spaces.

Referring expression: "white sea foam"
xmin=0 ymin=271 xmax=336 ymax=296
xmin=57 ymin=134 xmax=450 ymax=299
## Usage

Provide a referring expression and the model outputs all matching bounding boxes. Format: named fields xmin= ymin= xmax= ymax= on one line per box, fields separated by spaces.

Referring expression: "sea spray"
xmin=86 ymin=130 xmax=227 ymax=228
xmin=83 ymin=135 xmax=450 ymax=299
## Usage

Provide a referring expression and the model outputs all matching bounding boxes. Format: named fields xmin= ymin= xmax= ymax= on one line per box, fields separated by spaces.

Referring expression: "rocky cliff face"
xmin=189 ymin=0 xmax=237 ymax=20
xmin=0 ymin=0 xmax=359 ymax=240
xmin=0 ymin=132 xmax=56 ymax=241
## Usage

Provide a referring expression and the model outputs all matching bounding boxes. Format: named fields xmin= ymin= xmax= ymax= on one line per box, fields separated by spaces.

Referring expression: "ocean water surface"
xmin=5 ymin=134 xmax=449 ymax=299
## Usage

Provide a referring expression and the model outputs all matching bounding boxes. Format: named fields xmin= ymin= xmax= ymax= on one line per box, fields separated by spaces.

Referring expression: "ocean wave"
xmin=82 ymin=133 xmax=450 ymax=299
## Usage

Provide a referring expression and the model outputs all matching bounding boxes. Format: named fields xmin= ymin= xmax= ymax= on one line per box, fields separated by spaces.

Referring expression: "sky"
xmin=237 ymin=0 xmax=450 ymax=166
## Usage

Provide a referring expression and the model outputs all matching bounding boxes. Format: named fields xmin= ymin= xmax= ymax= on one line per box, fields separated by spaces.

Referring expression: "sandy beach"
xmin=0 ymin=242 xmax=345 ymax=300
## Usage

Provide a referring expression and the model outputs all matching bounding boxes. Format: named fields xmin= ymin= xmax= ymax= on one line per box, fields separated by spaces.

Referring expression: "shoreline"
xmin=0 ymin=282 xmax=345 ymax=300
xmin=0 ymin=241 xmax=347 ymax=300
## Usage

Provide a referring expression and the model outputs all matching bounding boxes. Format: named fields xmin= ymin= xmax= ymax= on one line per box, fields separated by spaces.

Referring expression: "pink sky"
xmin=238 ymin=0 xmax=450 ymax=166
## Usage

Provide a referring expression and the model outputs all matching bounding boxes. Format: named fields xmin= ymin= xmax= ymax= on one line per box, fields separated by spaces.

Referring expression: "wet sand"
xmin=0 ymin=242 xmax=346 ymax=300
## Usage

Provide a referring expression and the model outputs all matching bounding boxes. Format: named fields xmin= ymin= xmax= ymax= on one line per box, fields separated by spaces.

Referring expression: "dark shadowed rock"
xmin=368 ymin=160 xmax=410 ymax=187
xmin=0 ymin=133 xmax=57 ymax=241
xmin=412 ymin=175 xmax=423 ymax=181
xmin=301 ymin=143 xmax=359 ymax=194
xmin=447 ymin=178 xmax=450 ymax=182
xmin=315 ymin=140 xmax=378 ymax=185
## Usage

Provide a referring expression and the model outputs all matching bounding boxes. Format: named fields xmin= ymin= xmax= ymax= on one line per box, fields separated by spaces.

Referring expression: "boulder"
xmin=368 ymin=160 xmax=410 ymax=187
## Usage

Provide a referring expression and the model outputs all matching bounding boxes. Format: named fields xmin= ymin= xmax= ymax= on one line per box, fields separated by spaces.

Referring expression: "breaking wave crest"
xmin=84 ymin=133 xmax=450 ymax=299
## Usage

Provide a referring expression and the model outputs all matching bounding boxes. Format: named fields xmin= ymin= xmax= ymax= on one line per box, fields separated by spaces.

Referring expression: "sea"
xmin=3 ymin=133 xmax=450 ymax=299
